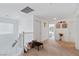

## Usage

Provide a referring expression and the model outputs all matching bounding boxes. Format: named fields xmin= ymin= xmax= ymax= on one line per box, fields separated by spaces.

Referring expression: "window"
xmin=0 ymin=22 xmax=14 ymax=34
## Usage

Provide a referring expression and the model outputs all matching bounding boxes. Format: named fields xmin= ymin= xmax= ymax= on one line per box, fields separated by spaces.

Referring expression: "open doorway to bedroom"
xmin=49 ymin=24 xmax=55 ymax=40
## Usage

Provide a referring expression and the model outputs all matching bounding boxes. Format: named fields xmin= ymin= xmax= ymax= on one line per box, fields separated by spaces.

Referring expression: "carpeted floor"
xmin=23 ymin=40 xmax=79 ymax=56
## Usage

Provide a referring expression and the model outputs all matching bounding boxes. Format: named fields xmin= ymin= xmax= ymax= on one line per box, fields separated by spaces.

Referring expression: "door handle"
xmin=12 ymin=40 xmax=17 ymax=47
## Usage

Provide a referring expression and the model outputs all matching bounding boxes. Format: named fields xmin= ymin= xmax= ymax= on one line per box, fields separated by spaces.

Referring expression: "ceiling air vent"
xmin=21 ymin=6 xmax=34 ymax=14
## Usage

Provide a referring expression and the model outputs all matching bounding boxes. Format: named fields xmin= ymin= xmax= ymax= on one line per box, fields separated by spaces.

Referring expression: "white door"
xmin=0 ymin=18 xmax=18 ymax=55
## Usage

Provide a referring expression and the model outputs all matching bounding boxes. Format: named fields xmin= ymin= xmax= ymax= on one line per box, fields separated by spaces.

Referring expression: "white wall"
xmin=68 ymin=19 xmax=77 ymax=43
xmin=18 ymin=15 xmax=33 ymax=33
xmin=33 ymin=16 xmax=49 ymax=42
xmin=74 ymin=15 xmax=79 ymax=49
xmin=33 ymin=19 xmax=41 ymax=41
xmin=74 ymin=4 xmax=79 ymax=49
xmin=41 ymin=20 xmax=49 ymax=41
xmin=33 ymin=16 xmax=41 ymax=41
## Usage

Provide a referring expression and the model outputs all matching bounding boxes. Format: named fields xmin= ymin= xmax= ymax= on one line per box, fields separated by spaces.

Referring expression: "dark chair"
xmin=32 ymin=40 xmax=43 ymax=51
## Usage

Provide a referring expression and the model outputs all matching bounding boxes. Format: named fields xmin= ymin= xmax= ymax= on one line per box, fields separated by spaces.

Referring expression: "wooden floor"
xmin=23 ymin=40 xmax=79 ymax=56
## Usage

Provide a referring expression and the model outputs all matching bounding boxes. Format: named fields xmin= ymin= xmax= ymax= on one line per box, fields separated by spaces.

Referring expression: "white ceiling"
xmin=0 ymin=3 xmax=78 ymax=19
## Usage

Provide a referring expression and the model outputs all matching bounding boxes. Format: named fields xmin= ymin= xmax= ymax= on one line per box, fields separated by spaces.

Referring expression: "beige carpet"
xmin=23 ymin=40 xmax=79 ymax=56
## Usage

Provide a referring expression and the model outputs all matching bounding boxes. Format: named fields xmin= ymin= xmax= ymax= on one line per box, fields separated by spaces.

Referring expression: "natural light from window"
xmin=0 ymin=22 xmax=14 ymax=34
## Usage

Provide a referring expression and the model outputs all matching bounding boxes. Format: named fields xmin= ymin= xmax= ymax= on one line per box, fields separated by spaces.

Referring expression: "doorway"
xmin=49 ymin=24 xmax=55 ymax=40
